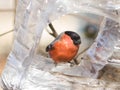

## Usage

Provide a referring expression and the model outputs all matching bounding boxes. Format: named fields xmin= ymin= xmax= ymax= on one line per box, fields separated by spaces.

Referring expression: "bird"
xmin=46 ymin=31 xmax=81 ymax=64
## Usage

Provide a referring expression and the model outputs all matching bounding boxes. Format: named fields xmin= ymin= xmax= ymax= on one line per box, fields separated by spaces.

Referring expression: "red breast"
xmin=46 ymin=31 xmax=81 ymax=64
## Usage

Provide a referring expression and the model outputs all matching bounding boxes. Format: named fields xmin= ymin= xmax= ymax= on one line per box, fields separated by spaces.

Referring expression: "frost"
xmin=0 ymin=0 xmax=120 ymax=90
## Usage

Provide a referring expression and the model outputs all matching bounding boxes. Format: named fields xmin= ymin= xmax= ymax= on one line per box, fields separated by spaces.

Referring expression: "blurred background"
xmin=0 ymin=0 xmax=17 ymax=76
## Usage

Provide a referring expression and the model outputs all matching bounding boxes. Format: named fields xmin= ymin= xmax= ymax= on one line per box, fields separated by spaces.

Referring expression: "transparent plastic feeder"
xmin=0 ymin=0 xmax=120 ymax=90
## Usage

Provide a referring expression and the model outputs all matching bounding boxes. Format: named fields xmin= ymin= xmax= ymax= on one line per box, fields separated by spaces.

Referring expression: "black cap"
xmin=65 ymin=31 xmax=81 ymax=45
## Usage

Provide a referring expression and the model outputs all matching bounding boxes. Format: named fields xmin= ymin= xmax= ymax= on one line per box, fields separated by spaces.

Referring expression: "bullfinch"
xmin=46 ymin=31 xmax=81 ymax=64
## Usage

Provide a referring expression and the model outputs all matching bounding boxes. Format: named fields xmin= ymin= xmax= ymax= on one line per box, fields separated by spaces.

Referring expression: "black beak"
xmin=46 ymin=44 xmax=53 ymax=52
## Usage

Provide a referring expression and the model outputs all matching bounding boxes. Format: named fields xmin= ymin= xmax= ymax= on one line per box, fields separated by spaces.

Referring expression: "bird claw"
xmin=54 ymin=62 xmax=57 ymax=67
xmin=67 ymin=61 xmax=75 ymax=67
xmin=73 ymin=59 xmax=79 ymax=65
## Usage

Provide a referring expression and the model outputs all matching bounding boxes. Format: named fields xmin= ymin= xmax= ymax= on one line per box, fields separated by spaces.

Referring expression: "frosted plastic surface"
xmin=0 ymin=0 xmax=120 ymax=89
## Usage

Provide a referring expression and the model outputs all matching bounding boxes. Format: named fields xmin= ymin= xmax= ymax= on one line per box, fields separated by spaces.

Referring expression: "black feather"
xmin=65 ymin=31 xmax=81 ymax=45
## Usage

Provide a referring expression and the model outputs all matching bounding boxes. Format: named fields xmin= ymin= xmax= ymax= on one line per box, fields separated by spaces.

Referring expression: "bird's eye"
xmin=84 ymin=24 xmax=99 ymax=38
